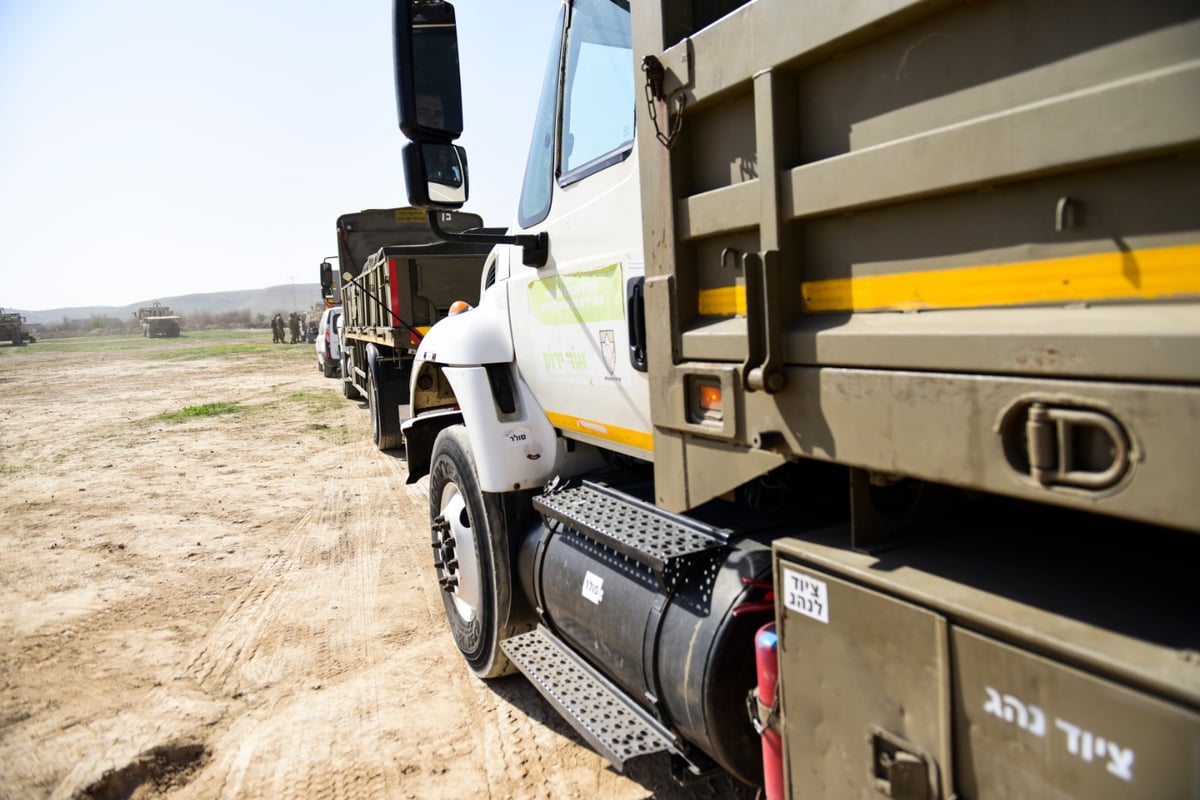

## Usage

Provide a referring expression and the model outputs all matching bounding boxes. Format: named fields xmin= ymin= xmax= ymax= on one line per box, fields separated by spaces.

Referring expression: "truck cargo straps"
xmin=534 ymin=481 xmax=731 ymax=587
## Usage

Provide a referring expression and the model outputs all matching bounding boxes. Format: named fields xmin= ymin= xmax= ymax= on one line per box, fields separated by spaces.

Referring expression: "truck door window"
xmin=517 ymin=5 xmax=567 ymax=230
xmin=560 ymin=0 xmax=633 ymax=182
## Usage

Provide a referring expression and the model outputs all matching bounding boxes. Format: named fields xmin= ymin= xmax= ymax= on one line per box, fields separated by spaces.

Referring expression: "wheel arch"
xmin=404 ymin=361 xmax=560 ymax=492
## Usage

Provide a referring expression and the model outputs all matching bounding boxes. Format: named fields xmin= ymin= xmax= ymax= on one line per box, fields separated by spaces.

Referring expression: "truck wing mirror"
xmin=393 ymin=0 xmax=464 ymax=141
xmin=391 ymin=0 xmax=549 ymax=266
xmin=402 ymin=141 xmax=468 ymax=209
xmin=319 ymin=261 xmax=334 ymax=298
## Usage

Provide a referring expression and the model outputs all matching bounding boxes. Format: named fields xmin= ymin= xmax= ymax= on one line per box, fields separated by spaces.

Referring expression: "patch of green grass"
xmin=283 ymin=390 xmax=343 ymax=409
xmin=306 ymin=423 xmax=356 ymax=444
xmin=19 ymin=335 xmax=154 ymax=354
xmin=256 ymin=390 xmax=346 ymax=418
xmin=142 ymin=343 xmax=275 ymax=361
xmin=0 ymin=463 xmax=19 ymax=477
xmin=21 ymin=329 xmax=310 ymax=357
xmin=154 ymin=401 xmax=245 ymax=423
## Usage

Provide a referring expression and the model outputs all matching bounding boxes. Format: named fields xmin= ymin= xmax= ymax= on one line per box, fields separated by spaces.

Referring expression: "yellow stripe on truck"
xmin=698 ymin=285 xmax=746 ymax=316
xmin=696 ymin=244 xmax=1200 ymax=315
xmin=546 ymin=411 xmax=654 ymax=452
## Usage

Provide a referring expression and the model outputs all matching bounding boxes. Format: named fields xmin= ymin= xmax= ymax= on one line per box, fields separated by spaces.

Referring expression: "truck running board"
xmin=501 ymin=625 xmax=678 ymax=770
xmin=533 ymin=481 xmax=729 ymax=585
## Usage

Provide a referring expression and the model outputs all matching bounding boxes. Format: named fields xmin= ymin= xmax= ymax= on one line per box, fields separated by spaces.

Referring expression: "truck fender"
xmin=414 ymin=283 xmax=512 ymax=366
xmin=439 ymin=365 xmax=559 ymax=493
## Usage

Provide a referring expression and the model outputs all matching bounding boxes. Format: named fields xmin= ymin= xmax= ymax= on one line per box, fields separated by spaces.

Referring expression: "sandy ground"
xmin=0 ymin=332 xmax=754 ymax=800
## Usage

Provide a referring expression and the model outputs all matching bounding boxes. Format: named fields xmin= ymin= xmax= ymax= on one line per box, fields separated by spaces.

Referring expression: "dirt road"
xmin=0 ymin=332 xmax=753 ymax=799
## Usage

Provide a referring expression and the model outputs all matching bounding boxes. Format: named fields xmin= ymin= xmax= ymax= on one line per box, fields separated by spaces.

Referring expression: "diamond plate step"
xmin=501 ymin=626 xmax=677 ymax=770
xmin=534 ymin=481 xmax=729 ymax=581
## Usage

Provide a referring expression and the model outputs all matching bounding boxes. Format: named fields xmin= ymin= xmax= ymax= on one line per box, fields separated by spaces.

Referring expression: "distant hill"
xmin=13 ymin=284 xmax=324 ymax=325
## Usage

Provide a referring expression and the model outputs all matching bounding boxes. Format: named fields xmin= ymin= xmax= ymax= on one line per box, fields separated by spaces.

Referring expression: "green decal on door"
xmin=528 ymin=264 xmax=624 ymax=325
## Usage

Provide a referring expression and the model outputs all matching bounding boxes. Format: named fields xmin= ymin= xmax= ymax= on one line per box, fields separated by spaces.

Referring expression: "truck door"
xmin=506 ymin=0 xmax=652 ymax=462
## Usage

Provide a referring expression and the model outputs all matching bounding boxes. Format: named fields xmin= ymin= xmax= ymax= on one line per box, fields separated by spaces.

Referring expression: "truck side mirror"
xmin=320 ymin=261 xmax=334 ymax=298
xmin=402 ymin=141 xmax=468 ymax=209
xmin=393 ymin=0 xmax=464 ymax=141
xmin=394 ymin=0 xmax=470 ymax=210
xmin=390 ymin=0 xmax=545 ymax=262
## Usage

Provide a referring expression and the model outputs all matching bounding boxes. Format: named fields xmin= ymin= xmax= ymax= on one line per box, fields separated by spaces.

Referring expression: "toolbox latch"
xmin=870 ymin=727 xmax=939 ymax=800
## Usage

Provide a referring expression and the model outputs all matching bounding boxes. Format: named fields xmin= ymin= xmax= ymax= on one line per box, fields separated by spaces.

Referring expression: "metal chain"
xmin=641 ymin=56 xmax=686 ymax=149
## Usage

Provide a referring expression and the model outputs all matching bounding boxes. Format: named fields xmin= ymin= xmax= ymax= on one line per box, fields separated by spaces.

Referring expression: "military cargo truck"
xmin=391 ymin=1 xmax=1200 ymax=797
xmin=0 ymin=309 xmax=34 ymax=346
xmin=328 ymin=208 xmax=491 ymax=450
xmin=135 ymin=303 xmax=181 ymax=338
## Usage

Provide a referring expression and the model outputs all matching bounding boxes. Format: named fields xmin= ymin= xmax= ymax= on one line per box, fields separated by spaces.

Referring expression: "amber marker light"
xmin=698 ymin=383 xmax=722 ymax=412
xmin=448 ymin=300 xmax=471 ymax=316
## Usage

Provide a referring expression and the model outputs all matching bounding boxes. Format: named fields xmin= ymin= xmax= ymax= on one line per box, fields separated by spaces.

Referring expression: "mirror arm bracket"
xmin=426 ymin=212 xmax=548 ymax=267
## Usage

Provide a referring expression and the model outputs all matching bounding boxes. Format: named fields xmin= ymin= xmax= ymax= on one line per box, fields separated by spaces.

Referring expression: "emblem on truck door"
xmin=599 ymin=329 xmax=616 ymax=376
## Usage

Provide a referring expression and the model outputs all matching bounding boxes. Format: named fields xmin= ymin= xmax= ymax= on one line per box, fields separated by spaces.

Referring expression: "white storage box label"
xmin=783 ymin=568 xmax=829 ymax=624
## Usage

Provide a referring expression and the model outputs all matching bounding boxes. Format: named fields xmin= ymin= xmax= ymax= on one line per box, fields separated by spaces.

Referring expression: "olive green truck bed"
xmin=638 ymin=0 xmax=1200 ymax=530
xmin=632 ymin=1 xmax=1199 ymax=796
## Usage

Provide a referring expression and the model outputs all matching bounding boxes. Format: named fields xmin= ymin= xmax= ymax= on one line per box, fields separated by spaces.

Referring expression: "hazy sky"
xmin=0 ymin=1 xmax=558 ymax=311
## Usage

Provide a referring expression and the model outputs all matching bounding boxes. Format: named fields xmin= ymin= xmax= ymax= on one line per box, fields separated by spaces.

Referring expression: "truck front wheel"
xmin=428 ymin=425 xmax=520 ymax=679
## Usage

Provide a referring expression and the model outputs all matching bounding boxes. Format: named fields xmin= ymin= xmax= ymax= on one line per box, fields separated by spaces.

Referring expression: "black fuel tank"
xmin=523 ymin=521 xmax=773 ymax=784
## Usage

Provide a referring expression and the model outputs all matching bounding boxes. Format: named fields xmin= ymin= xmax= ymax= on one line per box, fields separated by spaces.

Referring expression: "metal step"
xmin=501 ymin=626 xmax=677 ymax=771
xmin=534 ymin=481 xmax=729 ymax=583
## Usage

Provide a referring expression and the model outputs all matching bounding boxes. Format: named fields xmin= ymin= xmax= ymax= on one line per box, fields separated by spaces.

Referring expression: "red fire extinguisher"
xmin=752 ymin=622 xmax=783 ymax=800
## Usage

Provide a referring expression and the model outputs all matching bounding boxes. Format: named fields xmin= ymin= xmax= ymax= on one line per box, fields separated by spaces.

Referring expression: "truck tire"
xmin=428 ymin=425 xmax=521 ymax=679
xmin=367 ymin=362 xmax=404 ymax=451
xmin=341 ymin=355 xmax=356 ymax=399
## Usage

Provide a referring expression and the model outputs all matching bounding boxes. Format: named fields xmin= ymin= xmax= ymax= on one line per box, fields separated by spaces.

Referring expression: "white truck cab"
xmin=403 ymin=0 xmax=649 ymax=491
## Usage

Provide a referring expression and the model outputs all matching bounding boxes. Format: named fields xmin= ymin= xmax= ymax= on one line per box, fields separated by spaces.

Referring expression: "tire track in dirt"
xmin=176 ymin=440 xmax=407 ymax=799
xmin=15 ymin=333 xmax=756 ymax=799
xmin=174 ymin=440 xmax=521 ymax=800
